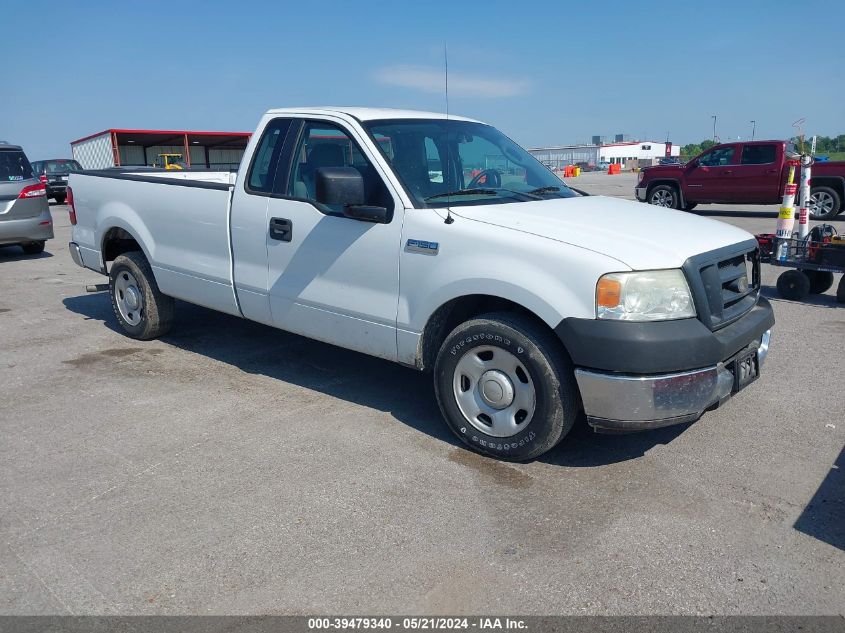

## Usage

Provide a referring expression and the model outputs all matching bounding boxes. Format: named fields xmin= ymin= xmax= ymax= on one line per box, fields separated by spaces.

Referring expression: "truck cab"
xmin=636 ymin=140 xmax=844 ymax=219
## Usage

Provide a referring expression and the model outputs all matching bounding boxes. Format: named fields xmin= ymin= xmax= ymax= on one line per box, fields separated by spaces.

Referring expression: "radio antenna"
xmin=443 ymin=41 xmax=454 ymax=224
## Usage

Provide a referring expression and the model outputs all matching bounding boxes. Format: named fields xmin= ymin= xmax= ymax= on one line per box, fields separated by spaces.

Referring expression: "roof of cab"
xmin=264 ymin=106 xmax=482 ymax=123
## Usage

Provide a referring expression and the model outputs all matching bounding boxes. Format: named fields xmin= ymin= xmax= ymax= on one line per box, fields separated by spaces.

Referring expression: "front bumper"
xmin=575 ymin=329 xmax=771 ymax=432
xmin=0 ymin=209 xmax=54 ymax=245
xmin=635 ymin=186 xmax=647 ymax=201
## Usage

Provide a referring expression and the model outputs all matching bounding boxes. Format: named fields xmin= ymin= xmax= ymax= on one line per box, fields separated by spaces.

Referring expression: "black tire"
xmin=21 ymin=241 xmax=45 ymax=255
xmin=776 ymin=269 xmax=811 ymax=301
xmin=647 ymin=184 xmax=681 ymax=209
xmin=801 ymin=269 xmax=835 ymax=294
xmin=434 ymin=311 xmax=579 ymax=461
xmin=837 ymin=276 xmax=845 ymax=304
xmin=809 ymin=186 xmax=841 ymax=220
xmin=54 ymin=195 xmax=66 ymax=205
xmin=109 ymin=251 xmax=174 ymax=340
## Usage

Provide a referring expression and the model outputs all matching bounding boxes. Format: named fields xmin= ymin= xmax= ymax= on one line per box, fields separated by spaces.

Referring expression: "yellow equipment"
xmin=153 ymin=153 xmax=186 ymax=170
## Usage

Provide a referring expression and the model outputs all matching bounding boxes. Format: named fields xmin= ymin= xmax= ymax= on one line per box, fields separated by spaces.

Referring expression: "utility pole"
xmin=750 ymin=120 xmax=756 ymax=140
xmin=712 ymin=115 xmax=717 ymax=142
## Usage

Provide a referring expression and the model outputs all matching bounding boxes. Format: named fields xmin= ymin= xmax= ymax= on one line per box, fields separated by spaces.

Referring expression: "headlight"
xmin=596 ymin=269 xmax=695 ymax=321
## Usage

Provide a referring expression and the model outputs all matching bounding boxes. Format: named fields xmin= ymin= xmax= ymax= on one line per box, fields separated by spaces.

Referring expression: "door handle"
xmin=765 ymin=169 xmax=778 ymax=174
xmin=721 ymin=170 xmax=733 ymax=175
xmin=269 ymin=217 xmax=292 ymax=242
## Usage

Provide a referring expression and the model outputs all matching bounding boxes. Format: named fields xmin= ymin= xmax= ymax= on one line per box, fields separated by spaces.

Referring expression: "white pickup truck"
xmin=68 ymin=107 xmax=774 ymax=460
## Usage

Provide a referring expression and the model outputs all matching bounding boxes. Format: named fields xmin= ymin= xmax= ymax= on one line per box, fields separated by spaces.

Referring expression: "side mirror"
xmin=315 ymin=166 xmax=364 ymax=206
xmin=315 ymin=166 xmax=389 ymax=223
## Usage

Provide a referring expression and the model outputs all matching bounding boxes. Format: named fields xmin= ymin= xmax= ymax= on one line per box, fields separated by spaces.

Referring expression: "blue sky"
xmin=4 ymin=0 xmax=844 ymax=159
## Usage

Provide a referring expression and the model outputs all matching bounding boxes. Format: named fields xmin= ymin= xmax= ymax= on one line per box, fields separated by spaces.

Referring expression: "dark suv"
xmin=0 ymin=143 xmax=53 ymax=254
xmin=30 ymin=158 xmax=83 ymax=204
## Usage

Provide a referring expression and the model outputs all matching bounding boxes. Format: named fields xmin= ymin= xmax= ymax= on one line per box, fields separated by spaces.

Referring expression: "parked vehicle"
xmin=153 ymin=153 xmax=186 ymax=170
xmin=67 ymin=107 xmax=774 ymax=460
xmin=0 ymin=142 xmax=53 ymax=255
xmin=30 ymin=158 xmax=83 ymax=204
xmin=636 ymin=140 xmax=845 ymax=219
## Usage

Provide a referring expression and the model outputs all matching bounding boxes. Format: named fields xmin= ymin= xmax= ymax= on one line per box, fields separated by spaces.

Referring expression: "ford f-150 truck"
xmin=636 ymin=140 xmax=845 ymax=220
xmin=68 ymin=107 xmax=774 ymax=460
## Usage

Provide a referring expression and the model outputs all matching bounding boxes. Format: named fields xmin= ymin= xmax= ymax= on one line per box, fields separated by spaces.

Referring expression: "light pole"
xmin=712 ymin=115 xmax=717 ymax=142
xmin=750 ymin=120 xmax=756 ymax=140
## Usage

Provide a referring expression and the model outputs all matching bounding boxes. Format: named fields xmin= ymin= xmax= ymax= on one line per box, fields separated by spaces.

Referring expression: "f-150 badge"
xmin=405 ymin=239 xmax=439 ymax=255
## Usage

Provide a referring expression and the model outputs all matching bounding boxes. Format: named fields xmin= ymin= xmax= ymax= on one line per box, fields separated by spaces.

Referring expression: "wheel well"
xmin=646 ymin=179 xmax=684 ymax=206
xmin=102 ymin=227 xmax=142 ymax=264
xmin=416 ymin=295 xmax=552 ymax=371
xmin=811 ymin=177 xmax=844 ymax=200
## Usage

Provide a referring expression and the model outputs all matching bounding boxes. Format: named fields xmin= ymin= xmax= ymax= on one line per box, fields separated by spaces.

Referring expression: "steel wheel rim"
xmin=114 ymin=270 xmax=143 ymax=326
xmin=651 ymin=189 xmax=673 ymax=207
xmin=452 ymin=345 xmax=536 ymax=438
xmin=810 ymin=192 xmax=834 ymax=216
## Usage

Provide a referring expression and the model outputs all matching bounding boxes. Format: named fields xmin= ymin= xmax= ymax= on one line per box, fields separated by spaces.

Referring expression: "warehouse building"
xmin=528 ymin=138 xmax=680 ymax=170
xmin=70 ymin=129 xmax=251 ymax=170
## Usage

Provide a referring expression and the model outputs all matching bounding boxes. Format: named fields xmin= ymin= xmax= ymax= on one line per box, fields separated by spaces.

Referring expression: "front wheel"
xmin=109 ymin=251 xmax=174 ymax=340
xmin=809 ymin=186 xmax=841 ymax=220
xmin=434 ymin=312 xmax=579 ymax=461
xmin=648 ymin=184 xmax=681 ymax=209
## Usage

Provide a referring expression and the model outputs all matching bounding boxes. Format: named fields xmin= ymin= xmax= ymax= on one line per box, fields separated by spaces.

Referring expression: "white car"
xmin=67 ymin=107 xmax=774 ymax=460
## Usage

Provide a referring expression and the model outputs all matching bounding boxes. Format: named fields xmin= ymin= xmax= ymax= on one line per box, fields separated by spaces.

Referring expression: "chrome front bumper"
xmin=635 ymin=186 xmax=647 ymax=201
xmin=68 ymin=241 xmax=84 ymax=267
xmin=575 ymin=329 xmax=771 ymax=432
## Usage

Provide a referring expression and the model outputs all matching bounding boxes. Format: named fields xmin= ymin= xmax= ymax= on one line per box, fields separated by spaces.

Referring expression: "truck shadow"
xmin=0 ymin=246 xmax=54 ymax=262
xmin=62 ymin=293 xmax=690 ymax=467
xmin=760 ymin=285 xmax=843 ymax=308
xmin=793 ymin=445 xmax=845 ymax=552
xmin=692 ymin=208 xmax=845 ymax=222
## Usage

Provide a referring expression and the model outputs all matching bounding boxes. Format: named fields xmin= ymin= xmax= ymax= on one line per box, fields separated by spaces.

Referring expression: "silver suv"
xmin=0 ymin=142 xmax=53 ymax=255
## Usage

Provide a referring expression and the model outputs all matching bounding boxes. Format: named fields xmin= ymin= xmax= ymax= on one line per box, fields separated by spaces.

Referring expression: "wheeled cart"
xmin=756 ymin=228 xmax=845 ymax=302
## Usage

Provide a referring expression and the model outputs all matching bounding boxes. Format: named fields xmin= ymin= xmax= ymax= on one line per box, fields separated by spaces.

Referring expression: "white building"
xmin=528 ymin=140 xmax=680 ymax=170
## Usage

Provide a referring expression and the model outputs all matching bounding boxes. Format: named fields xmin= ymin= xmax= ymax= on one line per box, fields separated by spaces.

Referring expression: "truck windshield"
xmin=364 ymin=119 xmax=577 ymax=208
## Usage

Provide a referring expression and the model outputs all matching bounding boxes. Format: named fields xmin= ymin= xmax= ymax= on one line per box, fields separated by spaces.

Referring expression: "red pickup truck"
xmin=635 ymin=140 xmax=845 ymax=220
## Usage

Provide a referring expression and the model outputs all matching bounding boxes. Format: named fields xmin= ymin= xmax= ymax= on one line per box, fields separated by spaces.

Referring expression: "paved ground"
xmin=1 ymin=178 xmax=843 ymax=615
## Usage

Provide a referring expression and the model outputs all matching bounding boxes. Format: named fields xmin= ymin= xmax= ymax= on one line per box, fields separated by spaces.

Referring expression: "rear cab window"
xmin=0 ymin=149 xmax=34 ymax=182
xmin=740 ymin=144 xmax=777 ymax=165
xmin=45 ymin=159 xmax=83 ymax=173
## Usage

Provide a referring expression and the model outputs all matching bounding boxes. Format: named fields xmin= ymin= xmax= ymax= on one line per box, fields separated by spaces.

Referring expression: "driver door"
xmin=684 ymin=145 xmax=738 ymax=203
xmin=264 ymin=118 xmax=405 ymax=361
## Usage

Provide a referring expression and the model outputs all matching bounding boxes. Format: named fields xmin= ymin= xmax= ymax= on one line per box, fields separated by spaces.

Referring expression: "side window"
xmin=246 ymin=118 xmax=292 ymax=194
xmin=698 ymin=146 xmax=736 ymax=167
xmin=424 ymin=137 xmax=443 ymax=184
xmin=288 ymin=121 xmax=393 ymax=214
xmin=741 ymin=144 xmax=776 ymax=165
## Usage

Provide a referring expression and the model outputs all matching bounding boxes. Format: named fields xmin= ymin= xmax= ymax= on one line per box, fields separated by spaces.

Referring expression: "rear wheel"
xmin=109 ymin=251 xmax=174 ymax=340
xmin=648 ymin=184 xmax=681 ymax=209
xmin=54 ymin=195 xmax=66 ymax=205
xmin=809 ymin=186 xmax=841 ymax=220
xmin=837 ymin=276 xmax=845 ymax=303
xmin=801 ymin=269 xmax=835 ymax=294
xmin=434 ymin=311 xmax=578 ymax=461
xmin=776 ymin=269 xmax=811 ymax=301
xmin=21 ymin=241 xmax=45 ymax=255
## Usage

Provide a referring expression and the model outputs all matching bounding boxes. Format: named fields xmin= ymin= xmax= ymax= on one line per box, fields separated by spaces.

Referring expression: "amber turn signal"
xmin=596 ymin=277 xmax=622 ymax=308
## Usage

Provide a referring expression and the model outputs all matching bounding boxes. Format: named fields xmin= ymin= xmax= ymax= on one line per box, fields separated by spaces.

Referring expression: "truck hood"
xmin=451 ymin=195 xmax=755 ymax=270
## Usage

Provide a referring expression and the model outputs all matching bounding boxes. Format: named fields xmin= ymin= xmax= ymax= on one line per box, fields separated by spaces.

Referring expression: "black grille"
xmin=683 ymin=240 xmax=761 ymax=331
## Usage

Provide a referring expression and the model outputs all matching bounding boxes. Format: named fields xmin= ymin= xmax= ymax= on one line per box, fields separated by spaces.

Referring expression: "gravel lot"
xmin=1 ymin=172 xmax=842 ymax=615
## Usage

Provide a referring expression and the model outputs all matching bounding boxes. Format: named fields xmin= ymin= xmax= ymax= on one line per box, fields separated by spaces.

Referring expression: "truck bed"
xmin=71 ymin=170 xmax=241 ymax=316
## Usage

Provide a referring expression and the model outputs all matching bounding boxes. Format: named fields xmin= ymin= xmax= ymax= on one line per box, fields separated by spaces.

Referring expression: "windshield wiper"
xmin=424 ymin=188 xmax=497 ymax=201
xmin=526 ymin=186 xmax=561 ymax=195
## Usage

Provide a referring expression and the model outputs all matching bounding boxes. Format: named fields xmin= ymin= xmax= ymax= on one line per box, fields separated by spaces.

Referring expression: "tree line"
xmin=680 ymin=135 xmax=845 ymax=158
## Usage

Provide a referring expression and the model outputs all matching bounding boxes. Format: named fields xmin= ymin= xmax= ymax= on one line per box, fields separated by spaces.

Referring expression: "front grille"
xmin=683 ymin=240 xmax=760 ymax=331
